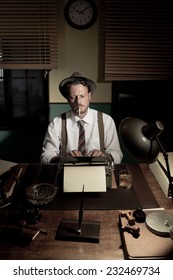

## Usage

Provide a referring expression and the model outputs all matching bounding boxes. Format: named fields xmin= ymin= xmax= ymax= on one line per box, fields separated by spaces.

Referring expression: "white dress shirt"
xmin=41 ymin=108 xmax=123 ymax=164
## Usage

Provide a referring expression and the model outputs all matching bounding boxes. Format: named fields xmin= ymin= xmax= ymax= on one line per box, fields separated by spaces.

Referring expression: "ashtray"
xmin=25 ymin=183 xmax=58 ymax=205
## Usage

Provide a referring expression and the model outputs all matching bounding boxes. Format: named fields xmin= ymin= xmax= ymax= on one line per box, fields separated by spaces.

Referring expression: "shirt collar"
xmin=70 ymin=107 xmax=92 ymax=124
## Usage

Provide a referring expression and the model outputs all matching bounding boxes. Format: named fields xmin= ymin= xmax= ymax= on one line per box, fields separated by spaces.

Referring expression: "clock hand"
xmin=74 ymin=9 xmax=80 ymax=13
xmin=79 ymin=6 xmax=89 ymax=14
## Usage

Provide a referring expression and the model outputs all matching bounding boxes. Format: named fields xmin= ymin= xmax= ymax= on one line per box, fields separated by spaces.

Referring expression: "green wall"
xmin=0 ymin=103 xmax=135 ymax=163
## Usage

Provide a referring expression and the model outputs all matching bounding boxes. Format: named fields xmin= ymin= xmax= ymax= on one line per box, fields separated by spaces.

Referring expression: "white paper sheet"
xmin=63 ymin=165 xmax=106 ymax=192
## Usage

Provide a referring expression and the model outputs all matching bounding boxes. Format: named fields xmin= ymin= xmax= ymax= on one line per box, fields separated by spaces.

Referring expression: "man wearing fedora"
xmin=41 ymin=72 xmax=123 ymax=164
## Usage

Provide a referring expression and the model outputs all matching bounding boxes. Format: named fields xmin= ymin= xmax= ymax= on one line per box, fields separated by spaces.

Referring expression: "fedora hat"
xmin=59 ymin=72 xmax=96 ymax=98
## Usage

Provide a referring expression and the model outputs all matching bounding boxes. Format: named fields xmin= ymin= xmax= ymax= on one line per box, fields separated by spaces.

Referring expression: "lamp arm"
xmin=156 ymin=136 xmax=173 ymax=200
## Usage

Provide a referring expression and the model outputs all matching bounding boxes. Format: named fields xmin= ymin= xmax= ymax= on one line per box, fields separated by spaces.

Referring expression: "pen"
xmin=32 ymin=230 xmax=40 ymax=240
xmin=23 ymin=224 xmax=48 ymax=235
xmin=0 ymin=202 xmax=11 ymax=209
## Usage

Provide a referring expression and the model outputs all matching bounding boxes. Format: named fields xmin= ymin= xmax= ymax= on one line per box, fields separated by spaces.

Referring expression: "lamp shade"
xmin=119 ymin=117 xmax=164 ymax=163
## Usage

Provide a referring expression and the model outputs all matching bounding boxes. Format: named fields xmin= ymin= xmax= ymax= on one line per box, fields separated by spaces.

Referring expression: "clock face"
xmin=64 ymin=0 xmax=97 ymax=30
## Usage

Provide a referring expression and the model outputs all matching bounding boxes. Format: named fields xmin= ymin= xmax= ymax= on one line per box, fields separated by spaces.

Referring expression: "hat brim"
xmin=59 ymin=75 xmax=96 ymax=98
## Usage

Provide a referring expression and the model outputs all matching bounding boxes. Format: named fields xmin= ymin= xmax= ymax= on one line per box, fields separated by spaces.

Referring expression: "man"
xmin=40 ymin=72 xmax=123 ymax=164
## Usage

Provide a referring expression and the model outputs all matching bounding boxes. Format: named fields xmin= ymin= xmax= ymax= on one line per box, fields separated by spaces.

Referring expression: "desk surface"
xmin=0 ymin=210 xmax=122 ymax=260
xmin=0 ymin=163 xmax=172 ymax=260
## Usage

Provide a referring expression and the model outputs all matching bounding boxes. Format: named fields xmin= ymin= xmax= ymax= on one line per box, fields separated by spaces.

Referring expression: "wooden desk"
xmin=0 ymin=210 xmax=123 ymax=260
xmin=0 ymin=163 xmax=172 ymax=260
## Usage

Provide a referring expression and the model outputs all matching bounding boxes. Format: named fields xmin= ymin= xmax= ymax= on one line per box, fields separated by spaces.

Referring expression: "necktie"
xmin=78 ymin=120 xmax=86 ymax=156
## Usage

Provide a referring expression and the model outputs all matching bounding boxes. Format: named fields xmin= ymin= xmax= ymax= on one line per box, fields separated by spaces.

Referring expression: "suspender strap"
xmin=61 ymin=111 xmax=104 ymax=155
xmin=98 ymin=111 xmax=105 ymax=152
xmin=61 ymin=113 xmax=67 ymax=156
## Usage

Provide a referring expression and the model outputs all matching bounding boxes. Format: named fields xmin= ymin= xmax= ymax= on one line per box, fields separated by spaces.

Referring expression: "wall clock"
xmin=64 ymin=0 xmax=98 ymax=30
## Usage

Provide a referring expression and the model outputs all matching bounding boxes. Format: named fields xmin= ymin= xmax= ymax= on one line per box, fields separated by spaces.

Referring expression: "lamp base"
xmin=56 ymin=219 xmax=100 ymax=243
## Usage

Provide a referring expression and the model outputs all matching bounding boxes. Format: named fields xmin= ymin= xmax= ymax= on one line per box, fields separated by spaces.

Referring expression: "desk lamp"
xmin=119 ymin=117 xmax=173 ymax=237
xmin=119 ymin=117 xmax=173 ymax=199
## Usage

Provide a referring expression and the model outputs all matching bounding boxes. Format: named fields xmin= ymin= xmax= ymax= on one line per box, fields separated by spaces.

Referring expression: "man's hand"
xmin=87 ymin=149 xmax=105 ymax=157
xmin=70 ymin=149 xmax=104 ymax=157
xmin=69 ymin=149 xmax=111 ymax=158
xmin=69 ymin=150 xmax=83 ymax=157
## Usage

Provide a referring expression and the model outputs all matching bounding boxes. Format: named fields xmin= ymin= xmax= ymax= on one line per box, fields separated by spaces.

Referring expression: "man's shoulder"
xmin=98 ymin=110 xmax=112 ymax=119
xmin=50 ymin=111 xmax=70 ymax=123
xmin=54 ymin=111 xmax=71 ymax=119
xmin=89 ymin=108 xmax=104 ymax=115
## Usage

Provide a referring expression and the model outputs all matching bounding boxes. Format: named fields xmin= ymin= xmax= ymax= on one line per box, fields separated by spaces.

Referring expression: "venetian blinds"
xmin=99 ymin=0 xmax=173 ymax=81
xmin=0 ymin=0 xmax=58 ymax=70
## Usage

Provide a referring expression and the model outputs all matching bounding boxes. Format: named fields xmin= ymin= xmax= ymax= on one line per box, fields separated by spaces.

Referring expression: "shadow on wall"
xmin=0 ymin=128 xmax=46 ymax=163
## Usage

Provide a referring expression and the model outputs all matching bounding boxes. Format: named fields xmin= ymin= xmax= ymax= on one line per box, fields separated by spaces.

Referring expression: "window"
xmin=99 ymin=0 xmax=173 ymax=81
xmin=0 ymin=0 xmax=58 ymax=70
xmin=0 ymin=0 xmax=57 ymax=129
xmin=0 ymin=69 xmax=49 ymax=129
